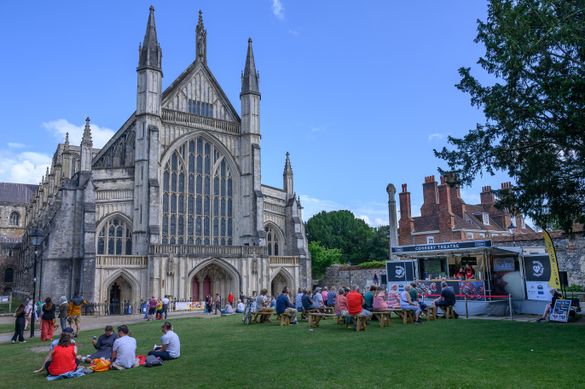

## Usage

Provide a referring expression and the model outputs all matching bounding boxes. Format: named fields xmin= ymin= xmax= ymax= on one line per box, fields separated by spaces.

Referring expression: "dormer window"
xmin=426 ymin=236 xmax=434 ymax=244
xmin=482 ymin=212 xmax=490 ymax=225
xmin=188 ymin=100 xmax=214 ymax=118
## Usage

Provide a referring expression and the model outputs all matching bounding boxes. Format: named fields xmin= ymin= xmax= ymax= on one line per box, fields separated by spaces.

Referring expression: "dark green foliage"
xmin=305 ymin=211 xmax=389 ymax=268
xmin=356 ymin=260 xmax=386 ymax=269
xmin=308 ymin=242 xmax=343 ymax=279
xmin=435 ymin=0 xmax=585 ymax=232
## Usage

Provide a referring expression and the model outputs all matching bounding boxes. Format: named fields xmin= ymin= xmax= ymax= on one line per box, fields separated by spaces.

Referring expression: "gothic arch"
xmin=187 ymin=258 xmax=241 ymax=300
xmin=102 ymin=269 xmax=140 ymax=305
xmin=264 ymin=221 xmax=285 ymax=256
xmin=96 ymin=213 xmax=133 ymax=255
xmin=270 ymin=267 xmax=294 ymax=297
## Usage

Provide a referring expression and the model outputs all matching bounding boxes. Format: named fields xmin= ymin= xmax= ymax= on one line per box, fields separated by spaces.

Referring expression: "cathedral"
xmin=17 ymin=7 xmax=311 ymax=310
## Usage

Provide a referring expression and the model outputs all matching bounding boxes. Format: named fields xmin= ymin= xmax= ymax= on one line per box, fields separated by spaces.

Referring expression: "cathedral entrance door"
xmin=109 ymin=283 xmax=121 ymax=315
xmin=190 ymin=263 xmax=238 ymax=304
xmin=271 ymin=271 xmax=289 ymax=297
xmin=108 ymin=276 xmax=133 ymax=315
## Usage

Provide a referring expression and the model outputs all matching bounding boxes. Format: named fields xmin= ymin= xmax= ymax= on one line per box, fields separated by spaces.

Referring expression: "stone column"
xmin=387 ymin=183 xmax=398 ymax=260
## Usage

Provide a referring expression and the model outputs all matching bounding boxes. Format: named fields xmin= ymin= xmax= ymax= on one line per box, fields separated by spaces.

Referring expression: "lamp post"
xmin=29 ymin=228 xmax=43 ymax=338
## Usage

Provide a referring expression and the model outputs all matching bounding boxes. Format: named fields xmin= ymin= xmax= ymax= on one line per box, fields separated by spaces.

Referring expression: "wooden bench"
xmin=252 ymin=309 xmax=275 ymax=323
xmin=422 ymin=305 xmax=437 ymax=321
xmin=277 ymin=312 xmax=298 ymax=326
xmin=352 ymin=315 xmax=367 ymax=332
xmin=308 ymin=312 xmax=338 ymax=328
xmin=372 ymin=311 xmax=393 ymax=328
xmin=444 ymin=306 xmax=455 ymax=319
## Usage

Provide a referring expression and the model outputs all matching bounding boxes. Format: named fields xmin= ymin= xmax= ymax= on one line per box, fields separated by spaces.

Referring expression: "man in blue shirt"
xmin=326 ymin=287 xmax=337 ymax=307
xmin=276 ymin=287 xmax=298 ymax=324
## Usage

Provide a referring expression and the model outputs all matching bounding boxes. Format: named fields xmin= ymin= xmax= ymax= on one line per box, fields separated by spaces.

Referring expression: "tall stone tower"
xmin=134 ymin=5 xmax=163 ymax=254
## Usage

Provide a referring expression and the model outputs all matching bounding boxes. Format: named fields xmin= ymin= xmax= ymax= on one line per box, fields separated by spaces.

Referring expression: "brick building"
xmin=398 ymin=175 xmax=532 ymax=245
xmin=0 ymin=182 xmax=37 ymax=294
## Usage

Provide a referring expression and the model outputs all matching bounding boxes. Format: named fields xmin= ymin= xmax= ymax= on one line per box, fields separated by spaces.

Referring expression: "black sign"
xmin=386 ymin=261 xmax=416 ymax=282
xmin=392 ymin=240 xmax=492 ymax=254
xmin=524 ymin=255 xmax=551 ymax=282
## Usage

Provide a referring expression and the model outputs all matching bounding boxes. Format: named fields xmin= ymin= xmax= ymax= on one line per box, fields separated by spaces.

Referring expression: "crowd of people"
xmin=38 ymin=320 xmax=181 ymax=377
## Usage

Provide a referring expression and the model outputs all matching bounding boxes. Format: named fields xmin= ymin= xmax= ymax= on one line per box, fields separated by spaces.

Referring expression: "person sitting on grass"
xmin=45 ymin=333 xmax=78 ymax=376
xmin=84 ymin=325 xmax=117 ymax=362
xmin=388 ymin=284 xmax=401 ymax=309
xmin=400 ymin=285 xmax=422 ymax=323
xmin=111 ymin=325 xmax=137 ymax=370
xmin=434 ymin=282 xmax=459 ymax=318
xmin=372 ymin=288 xmax=388 ymax=311
xmin=221 ymin=303 xmax=234 ymax=315
xmin=347 ymin=286 xmax=371 ymax=317
xmin=276 ymin=287 xmax=298 ymax=324
xmin=236 ymin=299 xmax=245 ymax=313
xmin=148 ymin=321 xmax=181 ymax=361
xmin=363 ymin=285 xmax=376 ymax=311
xmin=537 ymin=288 xmax=563 ymax=322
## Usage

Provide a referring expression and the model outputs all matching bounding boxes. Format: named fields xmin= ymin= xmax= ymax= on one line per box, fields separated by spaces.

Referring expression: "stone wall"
xmin=319 ymin=264 xmax=384 ymax=290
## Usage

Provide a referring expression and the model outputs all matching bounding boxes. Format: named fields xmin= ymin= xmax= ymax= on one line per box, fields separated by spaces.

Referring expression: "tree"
xmin=308 ymin=242 xmax=343 ymax=279
xmin=435 ymin=0 xmax=585 ymax=232
xmin=306 ymin=210 xmax=372 ymax=263
xmin=365 ymin=225 xmax=389 ymax=261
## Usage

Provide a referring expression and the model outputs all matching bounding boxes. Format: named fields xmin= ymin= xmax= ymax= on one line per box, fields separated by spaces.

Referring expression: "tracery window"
xmin=265 ymin=225 xmax=281 ymax=256
xmin=162 ymin=137 xmax=233 ymax=245
xmin=9 ymin=212 xmax=19 ymax=226
xmin=97 ymin=217 xmax=132 ymax=255
xmin=4 ymin=268 xmax=13 ymax=283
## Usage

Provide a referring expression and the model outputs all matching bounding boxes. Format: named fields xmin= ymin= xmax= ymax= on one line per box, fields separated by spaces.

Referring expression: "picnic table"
xmin=252 ymin=308 xmax=275 ymax=323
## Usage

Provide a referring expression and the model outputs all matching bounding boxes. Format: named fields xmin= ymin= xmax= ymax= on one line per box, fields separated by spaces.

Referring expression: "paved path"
xmin=0 ymin=310 xmax=221 ymax=344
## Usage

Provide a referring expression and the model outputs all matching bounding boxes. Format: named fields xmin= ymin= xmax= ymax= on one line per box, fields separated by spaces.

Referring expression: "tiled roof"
xmin=0 ymin=182 xmax=38 ymax=204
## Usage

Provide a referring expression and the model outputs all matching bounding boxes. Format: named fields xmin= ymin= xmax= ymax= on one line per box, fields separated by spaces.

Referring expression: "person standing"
xmin=111 ymin=325 xmax=137 ymax=370
xmin=147 ymin=296 xmax=157 ymax=321
xmin=67 ymin=294 xmax=87 ymax=337
xmin=227 ymin=292 xmax=234 ymax=308
xmin=24 ymin=299 xmax=33 ymax=331
xmin=11 ymin=304 xmax=26 ymax=343
xmin=41 ymin=297 xmax=56 ymax=341
xmin=58 ymin=296 xmax=68 ymax=333
xmin=148 ymin=321 xmax=181 ymax=361
xmin=214 ymin=294 xmax=222 ymax=315
xmin=162 ymin=295 xmax=170 ymax=320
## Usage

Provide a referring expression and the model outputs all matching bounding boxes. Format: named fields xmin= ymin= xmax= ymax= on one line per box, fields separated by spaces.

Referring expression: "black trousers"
xmin=11 ymin=318 xmax=25 ymax=342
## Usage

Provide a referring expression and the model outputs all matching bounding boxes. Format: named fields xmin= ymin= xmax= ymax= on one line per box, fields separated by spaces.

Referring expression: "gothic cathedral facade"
xmin=19 ymin=8 xmax=311 ymax=309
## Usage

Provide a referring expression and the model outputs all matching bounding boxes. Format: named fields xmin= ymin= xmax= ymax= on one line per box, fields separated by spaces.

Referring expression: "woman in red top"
xmin=46 ymin=333 xmax=78 ymax=376
xmin=40 ymin=297 xmax=56 ymax=341
xmin=465 ymin=264 xmax=475 ymax=280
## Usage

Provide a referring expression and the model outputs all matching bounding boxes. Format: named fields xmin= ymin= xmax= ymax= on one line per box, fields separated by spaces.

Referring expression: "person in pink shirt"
xmin=335 ymin=288 xmax=348 ymax=316
xmin=387 ymin=284 xmax=401 ymax=309
xmin=373 ymin=288 xmax=388 ymax=311
xmin=321 ymin=287 xmax=329 ymax=303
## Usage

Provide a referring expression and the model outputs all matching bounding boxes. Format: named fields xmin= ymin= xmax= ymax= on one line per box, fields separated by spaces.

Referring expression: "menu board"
xmin=493 ymin=257 xmax=515 ymax=272
xmin=549 ymin=299 xmax=571 ymax=322
xmin=524 ymin=255 xmax=552 ymax=301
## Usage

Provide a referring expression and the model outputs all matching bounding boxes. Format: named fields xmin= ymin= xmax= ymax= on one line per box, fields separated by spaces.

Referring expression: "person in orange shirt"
xmin=346 ymin=286 xmax=371 ymax=317
xmin=67 ymin=294 xmax=87 ymax=337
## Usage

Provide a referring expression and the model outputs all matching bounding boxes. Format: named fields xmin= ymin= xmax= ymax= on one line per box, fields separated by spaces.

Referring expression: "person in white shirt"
xmin=111 ymin=325 xmax=137 ymax=369
xmin=236 ymin=300 xmax=245 ymax=313
xmin=162 ymin=296 xmax=170 ymax=320
xmin=148 ymin=321 xmax=180 ymax=360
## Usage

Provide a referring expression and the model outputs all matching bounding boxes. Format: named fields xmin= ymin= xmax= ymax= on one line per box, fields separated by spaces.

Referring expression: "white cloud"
xmin=271 ymin=0 xmax=285 ymax=19
xmin=0 ymin=148 xmax=51 ymax=184
xmin=428 ymin=132 xmax=446 ymax=141
xmin=288 ymin=29 xmax=300 ymax=36
xmin=7 ymin=142 xmax=26 ymax=149
xmin=299 ymin=195 xmax=389 ymax=227
xmin=42 ymin=118 xmax=115 ymax=148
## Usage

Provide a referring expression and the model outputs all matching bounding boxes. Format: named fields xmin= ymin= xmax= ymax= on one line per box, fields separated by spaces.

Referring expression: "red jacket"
xmin=346 ymin=291 xmax=364 ymax=315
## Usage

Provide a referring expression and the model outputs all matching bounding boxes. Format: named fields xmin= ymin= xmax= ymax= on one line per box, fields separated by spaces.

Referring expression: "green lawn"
xmin=0 ymin=315 xmax=583 ymax=388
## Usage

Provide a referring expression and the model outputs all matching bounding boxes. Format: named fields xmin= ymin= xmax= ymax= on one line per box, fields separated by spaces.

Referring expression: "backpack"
xmin=144 ymin=355 xmax=163 ymax=367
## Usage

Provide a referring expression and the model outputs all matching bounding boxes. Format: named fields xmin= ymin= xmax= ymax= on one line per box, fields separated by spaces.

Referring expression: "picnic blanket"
xmin=47 ymin=367 xmax=87 ymax=381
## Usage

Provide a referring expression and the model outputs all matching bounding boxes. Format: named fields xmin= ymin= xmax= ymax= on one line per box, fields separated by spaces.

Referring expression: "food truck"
xmin=389 ymin=240 xmax=551 ymax=315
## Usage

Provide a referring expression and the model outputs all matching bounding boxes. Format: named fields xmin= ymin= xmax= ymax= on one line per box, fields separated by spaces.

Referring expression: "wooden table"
xmin=308 ymin=312 xmax=338 ymax=328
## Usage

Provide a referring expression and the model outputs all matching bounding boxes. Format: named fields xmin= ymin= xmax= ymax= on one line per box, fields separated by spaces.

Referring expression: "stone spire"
xmin=64 ymin=132 xmax=69 ymax=148
xmin=241 ymin=38 xmax=260 ymax=96
xmin=80 ymin=117 xmax=93 ymax=172
xmin=138 ymin=5 xmax=162 ymax=71
xmin=81 ymin=117 xmax=93 ymax=148
xmin=196 ymin=10 xmax=207 ymax=64
xmin=283 ymin=152 xmax=294 ymax=196
xmin=386 ymin=183 xmax=399 ymax=260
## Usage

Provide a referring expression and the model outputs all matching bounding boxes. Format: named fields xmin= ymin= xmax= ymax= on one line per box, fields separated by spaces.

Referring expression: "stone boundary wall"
xmin=319 ymin=265 xmax=384 ymax=290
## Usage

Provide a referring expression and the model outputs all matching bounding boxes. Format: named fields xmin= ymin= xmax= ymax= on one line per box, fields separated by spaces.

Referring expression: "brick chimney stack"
xmin=398 ymin=183 xmax=414 ymax=245
xmin=500 ymin=182 xmax=512 ymax=229
xmin=420 ymin=175 xmax=438 ymax=216
xmin=480 ymin=185 xmax=495 ymax=205
xmin=438 ymin=176 xmax=455 ymax=232
xmin=449 ymin=183 xmax=465 ymax=218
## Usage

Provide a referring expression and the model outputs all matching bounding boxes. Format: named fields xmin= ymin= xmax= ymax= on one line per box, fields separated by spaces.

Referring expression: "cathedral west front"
xmin=15 ymin=7 xmax=311 ymax=310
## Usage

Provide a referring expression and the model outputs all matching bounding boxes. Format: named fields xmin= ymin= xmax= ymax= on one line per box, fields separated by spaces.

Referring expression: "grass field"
xmin=0 ymin=315 xmax=582 ymax=388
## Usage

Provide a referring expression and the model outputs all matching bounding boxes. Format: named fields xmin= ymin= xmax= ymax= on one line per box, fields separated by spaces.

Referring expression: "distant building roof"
xmin=0 ymin=182 xmax=38 ymax=204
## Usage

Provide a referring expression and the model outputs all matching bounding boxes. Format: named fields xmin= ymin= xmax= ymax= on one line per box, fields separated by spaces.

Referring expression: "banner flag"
xmin=543 ymin=229 xmax=561 ymax=289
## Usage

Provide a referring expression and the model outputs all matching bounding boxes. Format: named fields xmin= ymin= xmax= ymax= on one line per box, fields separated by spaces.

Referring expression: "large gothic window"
xmin=97 ymin=217 xmax=133 ymax=255
xmin=162 ymin=137 xmax=233 ymax=245
xmin=265 ymin=225 xmax=282 ymax=256
xmin=9 ymin=212 xmax=19 ymax=226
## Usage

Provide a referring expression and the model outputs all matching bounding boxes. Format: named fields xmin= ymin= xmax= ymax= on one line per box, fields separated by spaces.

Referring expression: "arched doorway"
xmin=190 ymin=262 xmax=238 ymax=302
xmin=271 ymin=271 xmax=291 ymax=297
xmin=108 ymin=276 xmax=133 ymax=315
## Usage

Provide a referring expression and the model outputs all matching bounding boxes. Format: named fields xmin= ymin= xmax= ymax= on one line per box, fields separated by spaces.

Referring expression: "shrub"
xmin=357 ymin=260 xmax=386 ymax=269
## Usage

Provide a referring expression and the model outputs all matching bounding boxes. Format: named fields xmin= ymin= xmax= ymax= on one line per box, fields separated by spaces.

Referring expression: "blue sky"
xmin=0 ymin=1 xmax=511 ymax=226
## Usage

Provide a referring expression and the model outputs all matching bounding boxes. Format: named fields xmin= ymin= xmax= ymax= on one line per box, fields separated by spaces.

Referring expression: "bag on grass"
xmin=144 ymin=355 xmax=163 ymax=367
xmin=90 ymin=358 xmax=111 ymax=372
